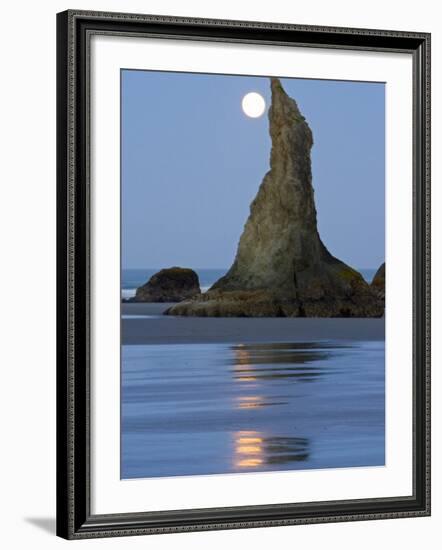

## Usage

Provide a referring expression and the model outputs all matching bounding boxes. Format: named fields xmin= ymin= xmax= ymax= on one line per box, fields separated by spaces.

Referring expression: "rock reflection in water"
xmin=231 ymin=342 xmax=343 ymax=383
xmin=121 ymin=340 xmax=385 ymax=479
xmin=235 ymin=395 xmax=288 ymax=409
xmin=230 ymin=343 xmax=325 ymax=471
xmin=234 ymin=430 xmax=310 ymax=469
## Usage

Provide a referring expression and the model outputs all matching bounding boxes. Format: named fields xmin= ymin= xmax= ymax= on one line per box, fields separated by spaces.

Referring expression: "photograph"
xmin=55 ymin=8 xmax=430 ymax=540
xmin=120 ymin=70 xmax=386 ymax=480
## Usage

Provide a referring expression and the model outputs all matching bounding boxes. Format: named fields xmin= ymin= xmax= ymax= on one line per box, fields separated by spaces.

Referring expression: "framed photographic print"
xmin=56 ymin=10 xmax=431 ymax=539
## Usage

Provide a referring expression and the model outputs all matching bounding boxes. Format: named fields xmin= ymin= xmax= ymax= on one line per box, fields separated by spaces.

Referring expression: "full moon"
xmin=242 ymin=92 xmax=266 ymax=118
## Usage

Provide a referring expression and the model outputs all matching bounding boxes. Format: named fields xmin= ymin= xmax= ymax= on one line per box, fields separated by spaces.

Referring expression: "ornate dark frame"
xmin=56 ymin=9 xmax=431 ymax=540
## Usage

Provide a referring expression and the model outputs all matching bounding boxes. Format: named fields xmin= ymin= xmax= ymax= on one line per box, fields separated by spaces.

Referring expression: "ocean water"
xmin=121 ymin=340 xmax=385 ymax=479
xmin=122 ymin=267 xmax=378 ymax=299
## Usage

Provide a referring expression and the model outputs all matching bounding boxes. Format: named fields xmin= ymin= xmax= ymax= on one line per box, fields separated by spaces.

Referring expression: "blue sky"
xmin=121 ymin=70 xmax=385 ymax=270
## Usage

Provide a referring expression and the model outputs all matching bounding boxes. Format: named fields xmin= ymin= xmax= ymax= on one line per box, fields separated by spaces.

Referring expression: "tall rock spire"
xmin=166 ymin=78 xmax=383 ymax=317
xmin=212 ymin=78 xmax=320 ymax=293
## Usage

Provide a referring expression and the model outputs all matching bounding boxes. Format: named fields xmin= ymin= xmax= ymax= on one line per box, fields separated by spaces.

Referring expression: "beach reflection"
xmin=233 ymin=430 xmax=310 ymax=469
xmin=235 ymin=395 xmax=287 ymax=409
xmin=234 ymin=431 xmax=264 ymax=468
xmin=230 ymin=343 xmax=325 ymax=470
xmin=230 ymin=342 xmax=336 ymax=383
xmin=122 ymin=340 xmax=385 ymax=479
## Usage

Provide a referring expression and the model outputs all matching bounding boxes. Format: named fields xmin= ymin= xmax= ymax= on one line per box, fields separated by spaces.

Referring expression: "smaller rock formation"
xmin=371 ymin=263 xmax=385 ymax=301
xmin=133 ymin=267 xmax=200 ymax=303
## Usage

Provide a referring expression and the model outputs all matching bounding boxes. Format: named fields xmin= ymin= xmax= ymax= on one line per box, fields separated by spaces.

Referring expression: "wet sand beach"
xmin=122 ymin=303 xmax=385 ymax=345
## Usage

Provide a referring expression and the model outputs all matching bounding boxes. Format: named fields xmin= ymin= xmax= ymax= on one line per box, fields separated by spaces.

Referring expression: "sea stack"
xmin=371 ymin=263 xmax=385 ymax=301
xmin=133 ymin=267 xmax=200 ymax=303
xmin=166 ymin=78 xmax=383 ymax=317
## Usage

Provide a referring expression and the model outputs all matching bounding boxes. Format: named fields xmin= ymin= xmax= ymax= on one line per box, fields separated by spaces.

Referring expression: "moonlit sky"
xmin=122 ymin=70 xmax=385 ymax=270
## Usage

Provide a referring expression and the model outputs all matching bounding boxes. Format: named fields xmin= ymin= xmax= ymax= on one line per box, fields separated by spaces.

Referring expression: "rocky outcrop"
xmin=133 ymin=267 xmax=200 ymax=303
xmin=371 ymin=263 xmax=385 ymax=301
xmin=166 ymin=78 xmax=383 ymax=318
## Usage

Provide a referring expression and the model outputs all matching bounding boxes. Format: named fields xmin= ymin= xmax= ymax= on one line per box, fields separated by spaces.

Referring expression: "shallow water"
xmin=121 ymin=340 xmax=384 ymax=479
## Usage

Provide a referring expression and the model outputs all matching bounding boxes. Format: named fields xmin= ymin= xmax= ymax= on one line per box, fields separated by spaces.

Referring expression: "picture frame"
xmin=56 ymin=9 xmax=431 ymax=539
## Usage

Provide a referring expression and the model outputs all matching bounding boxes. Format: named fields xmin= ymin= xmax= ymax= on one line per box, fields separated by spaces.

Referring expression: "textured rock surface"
xmin=371 ymin=263 xmax=385 ymax=301
xmin=167 ymin=78 xmax=383 ymax=318
xmin=133 ymin=267 xmax=200 ymax=303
